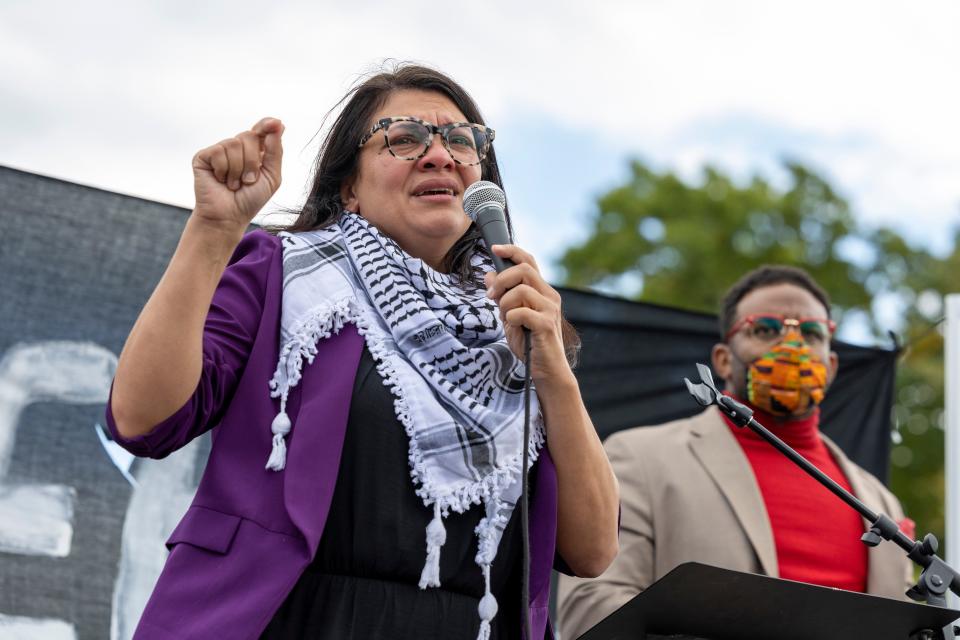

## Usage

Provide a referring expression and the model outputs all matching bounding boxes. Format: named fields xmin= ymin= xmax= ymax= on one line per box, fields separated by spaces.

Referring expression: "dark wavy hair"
xmin=719 ymin=264 xmax=832 ymax=339
xmin=272 ymin=62 xmax=580 ymax=366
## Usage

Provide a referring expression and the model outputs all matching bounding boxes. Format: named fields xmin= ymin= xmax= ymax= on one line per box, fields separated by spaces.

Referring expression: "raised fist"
xmin=191 ymin=117 xmax=284 ymax=233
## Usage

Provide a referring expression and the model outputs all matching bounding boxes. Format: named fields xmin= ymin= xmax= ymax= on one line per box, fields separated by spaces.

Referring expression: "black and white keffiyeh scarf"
xmin=266 ymin=211 xmax=544 ymax=639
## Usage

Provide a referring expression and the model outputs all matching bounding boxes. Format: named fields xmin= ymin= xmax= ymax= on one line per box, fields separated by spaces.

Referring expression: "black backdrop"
xmin=0 ymin=165 xmax=896 ymax=638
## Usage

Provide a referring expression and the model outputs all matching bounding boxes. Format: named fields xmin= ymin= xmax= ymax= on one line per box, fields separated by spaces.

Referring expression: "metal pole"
xmin=945 ymin=294 xmax=960 ymax=609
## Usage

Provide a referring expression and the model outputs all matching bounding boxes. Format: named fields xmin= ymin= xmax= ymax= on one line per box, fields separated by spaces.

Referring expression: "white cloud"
xmin=1 ymin=0 xmax=958 ymax=264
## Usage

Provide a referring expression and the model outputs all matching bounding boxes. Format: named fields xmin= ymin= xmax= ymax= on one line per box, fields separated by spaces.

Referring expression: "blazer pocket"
xmin=165 ymin=506 xmax=242 ymax=554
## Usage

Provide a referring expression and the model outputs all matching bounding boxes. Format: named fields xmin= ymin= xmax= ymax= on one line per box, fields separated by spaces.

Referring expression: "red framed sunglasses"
xmin=725 ymin=314 xmax=836 ymax=343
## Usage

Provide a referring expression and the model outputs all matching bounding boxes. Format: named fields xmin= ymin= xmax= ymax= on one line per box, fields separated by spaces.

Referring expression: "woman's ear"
xmin=340 ymin=176 xmax=359 ymax=212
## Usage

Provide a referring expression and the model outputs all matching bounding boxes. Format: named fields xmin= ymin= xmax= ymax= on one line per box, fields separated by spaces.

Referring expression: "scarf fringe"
xmin=356 ymin=306 xmax=546 ymax=595
xmin=355 ymin=307 xmax=546 ymax=515
xmin=265 ymin=298 xmax=355 ymax=471
xmin=269 ymin=300 xmax=545 ymax=595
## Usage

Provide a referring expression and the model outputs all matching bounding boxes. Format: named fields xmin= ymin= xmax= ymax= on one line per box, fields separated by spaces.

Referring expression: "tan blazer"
xmin=557 ymin=408 xmax=913 ymax=640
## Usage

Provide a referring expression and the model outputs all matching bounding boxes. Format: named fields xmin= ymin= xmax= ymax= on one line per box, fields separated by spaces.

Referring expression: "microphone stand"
xmin=684 ymin=363 xmax=960 ymax=615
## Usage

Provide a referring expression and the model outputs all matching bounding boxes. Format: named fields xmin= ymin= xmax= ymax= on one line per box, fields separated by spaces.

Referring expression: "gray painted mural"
xmin=0 ymin=166 xmax=207 ymax=639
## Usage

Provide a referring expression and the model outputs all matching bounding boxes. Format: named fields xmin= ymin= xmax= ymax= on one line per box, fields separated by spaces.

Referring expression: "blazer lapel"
xmin=282 ymin=324 xmax=365 ymax=558
xmin=688 ymin=409 xmax=779 ymax=577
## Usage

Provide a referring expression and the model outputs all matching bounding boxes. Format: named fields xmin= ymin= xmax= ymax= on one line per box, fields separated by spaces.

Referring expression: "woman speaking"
xmin=108 ymin=63 xmax=619 ymax=640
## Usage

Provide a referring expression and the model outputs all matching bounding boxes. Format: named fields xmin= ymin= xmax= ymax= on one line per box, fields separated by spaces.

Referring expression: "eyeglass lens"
xmin=749 ymin=316 xmax=829 ymax=342
xmin=385 ymin=121 xmax=488 ymax=164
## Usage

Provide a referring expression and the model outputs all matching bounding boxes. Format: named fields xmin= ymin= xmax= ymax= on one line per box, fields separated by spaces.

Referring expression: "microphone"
xmin=463 ymin=180 xmax=514 ymax=272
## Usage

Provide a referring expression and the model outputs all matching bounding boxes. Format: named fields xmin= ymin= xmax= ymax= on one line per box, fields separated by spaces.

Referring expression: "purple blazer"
xmin=107 ymin=231 xmax=561 ymax=640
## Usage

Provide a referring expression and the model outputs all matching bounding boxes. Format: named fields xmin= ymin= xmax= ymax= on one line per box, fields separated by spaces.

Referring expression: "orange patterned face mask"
xmin=746 ymin=329 xmax=828 ymax=416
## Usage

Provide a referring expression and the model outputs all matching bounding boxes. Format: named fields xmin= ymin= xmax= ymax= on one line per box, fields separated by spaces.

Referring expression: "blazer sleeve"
xmin=557 ymin=428 xmax=656 ymax=640
xmin=105 ymin=230 xmax=279 ymax=459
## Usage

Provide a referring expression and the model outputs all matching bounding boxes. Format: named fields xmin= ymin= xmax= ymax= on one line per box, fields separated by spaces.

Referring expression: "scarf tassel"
xmin=265 ymin=401 xmax=292 ymax=471
xmin=476 ymin=564 xmax=498 ymax=640
xmin=418 ymin=503 xmax=446 ymax=589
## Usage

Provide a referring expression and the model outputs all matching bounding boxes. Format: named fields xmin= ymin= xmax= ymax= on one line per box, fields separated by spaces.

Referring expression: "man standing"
xmin=557 ymin=265 xmax=913 ymax=639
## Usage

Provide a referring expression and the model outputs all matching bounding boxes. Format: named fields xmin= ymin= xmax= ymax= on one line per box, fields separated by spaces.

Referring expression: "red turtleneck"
xmin=722 ymin=401 xmax=868 ymax=592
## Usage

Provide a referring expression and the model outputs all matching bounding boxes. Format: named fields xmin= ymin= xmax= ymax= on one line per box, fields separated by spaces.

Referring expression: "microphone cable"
xmin=520 ymin=326 xmax=532 ymax=640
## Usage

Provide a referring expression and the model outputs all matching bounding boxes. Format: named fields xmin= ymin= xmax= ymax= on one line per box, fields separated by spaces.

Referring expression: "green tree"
xmin=560 ymin=158 xmax=953 ymax=552
xmin=883 ymin=229 xmax=960 ymax=548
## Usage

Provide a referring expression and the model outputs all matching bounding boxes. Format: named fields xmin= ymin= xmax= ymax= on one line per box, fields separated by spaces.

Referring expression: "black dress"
xmin=260 ymin=349 xmax=529 ymax=639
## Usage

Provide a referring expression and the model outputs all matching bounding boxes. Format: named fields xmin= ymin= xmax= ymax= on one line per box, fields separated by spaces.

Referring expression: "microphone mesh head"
xmin=462 ymin=181 xmax=506 ymax=221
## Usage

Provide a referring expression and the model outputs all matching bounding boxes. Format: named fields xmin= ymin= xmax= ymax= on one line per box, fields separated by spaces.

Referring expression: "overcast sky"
xmin=3 ymin=0 xmax=958 ymax=289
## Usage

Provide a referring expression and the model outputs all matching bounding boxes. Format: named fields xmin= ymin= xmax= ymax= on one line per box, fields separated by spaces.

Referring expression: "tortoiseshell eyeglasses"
xmin=358 ymin=116 xmax=495 ymax=166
